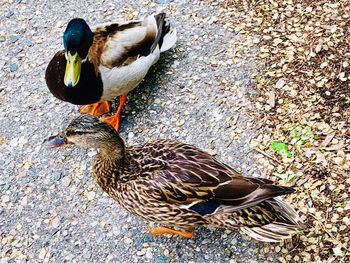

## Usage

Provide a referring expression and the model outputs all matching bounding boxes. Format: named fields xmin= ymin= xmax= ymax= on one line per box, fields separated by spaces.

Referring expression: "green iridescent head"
xmin=63 ymin=18 xmax=93 ymax=88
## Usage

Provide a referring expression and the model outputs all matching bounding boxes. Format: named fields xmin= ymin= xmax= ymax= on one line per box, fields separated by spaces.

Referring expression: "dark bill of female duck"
xmin=63 ymin=18 xmax=93 ymax=88
xmin=44 ymin=134 xmax=68 ymax=148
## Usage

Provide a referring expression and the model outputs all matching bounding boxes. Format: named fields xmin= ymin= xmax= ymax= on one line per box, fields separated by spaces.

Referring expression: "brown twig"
xmin=253 ymin=148 xmax=282 ymax=164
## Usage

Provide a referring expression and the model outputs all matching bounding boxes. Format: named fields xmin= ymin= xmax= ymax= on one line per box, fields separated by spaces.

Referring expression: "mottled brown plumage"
xmin=49 ymin=115 xmax=304 ymax=242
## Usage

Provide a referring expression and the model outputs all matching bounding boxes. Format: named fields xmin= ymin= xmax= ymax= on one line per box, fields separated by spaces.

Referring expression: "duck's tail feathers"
xmin=152 ymin=13 xmax=177 ymax=53
xmin=160 ymin=28 xmax=177 ymax=52
xmin=240 ymin=198 xmax=305 ymax=243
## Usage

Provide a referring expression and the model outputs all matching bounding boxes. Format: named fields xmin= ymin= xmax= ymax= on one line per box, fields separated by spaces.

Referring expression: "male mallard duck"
xmin=47 ymin=115 xmax=304 ymax=242
xmin=45 ymin=13 xmax=177 ymax=131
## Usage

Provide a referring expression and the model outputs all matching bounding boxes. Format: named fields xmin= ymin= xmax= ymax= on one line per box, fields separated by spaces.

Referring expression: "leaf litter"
xmin=217 ymin=0 xmax=350 ymax=261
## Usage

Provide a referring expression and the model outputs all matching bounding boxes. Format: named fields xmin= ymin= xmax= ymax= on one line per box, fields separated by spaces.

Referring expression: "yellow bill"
xmin=64 ymin=52 xmax=82 ymax=88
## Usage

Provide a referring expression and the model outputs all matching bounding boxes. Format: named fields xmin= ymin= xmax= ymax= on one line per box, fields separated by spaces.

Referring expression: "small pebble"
xmin=176 ymin=119 xmax=185 ymax=127
xmin=8 ymin=35 xmax=19 ymax=43
xmin=83 ymin=251 xmax=91 ymax=259
xmin=136 ymin=248 xmax=146 ymax=256
xmin=2 ymin=195 xmax=10 ymax=203
xmin=87 ymin=150 xmax=97 ymax=157
xmin=38 ymin=248 xmax=46 ymax=260
xmin=3 ymin=183 xmax=11 ymax=191
xmin=10 ymin=63 xmax=18 ymax=72
xmin=49 ymin=227 xmax=59 ymax=236
xmin=12 ymin=192 xmax=20 ymax=202
xmin=18 ymin=137 xmax=28 ymax=145
xmin=61 ymin=177 xmax=71 ymax=187
xmin=52 ymin=172 xmax=62 ymax=181
xmin=0 ymin=257 xmax=11 ymax=263
xmin=9 ymin=138 xmax=18 ymax=147
xmin=156 ymin=255 xmax=168 ymax=263
xmin=25 ymin=39 xmax=33 ymax=47
xmin=163 ymin=249 xmax=170 ymax=257
xmin=87 ymin=191 xmax=96 ymax=201
xmin=124 ymin=238 xmax=132 ymax=244
xmin=128 ymin=132 xmax=135 ymax=140
xmin=52 ymin=217 xmax=60 ymax=228
xmin=143 ymin=234 xmax=153 ymax=243
xmin=145 ymin=248 xmax=153 ymax=259
xmin=5 ymin=11 xmax=14 ymax=18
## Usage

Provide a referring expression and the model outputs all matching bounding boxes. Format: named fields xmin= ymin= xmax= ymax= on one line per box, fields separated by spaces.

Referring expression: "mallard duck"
xmin=47 ymin=115 xmax=304 ymax=242
xmin=45 ymin=13 xmax=177 ymax=131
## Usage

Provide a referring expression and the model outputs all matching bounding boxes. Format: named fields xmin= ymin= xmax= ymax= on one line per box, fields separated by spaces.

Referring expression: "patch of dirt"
xmin=217 ymin=0 xmax=350 ymax=261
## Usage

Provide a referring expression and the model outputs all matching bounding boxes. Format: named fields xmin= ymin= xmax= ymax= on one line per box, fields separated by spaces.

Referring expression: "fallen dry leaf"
xmin=223 ymin=0 xmax=350 ymax=260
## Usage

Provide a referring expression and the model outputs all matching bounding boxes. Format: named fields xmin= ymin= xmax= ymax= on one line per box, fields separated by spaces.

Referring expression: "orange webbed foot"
xmin=149 ymin=226 xmax=194 ymax=238
xmin=79 ymin=101 xmax=111 ymax=116
xmin=101 ymin=95 xmax=127 ymax=131
xmin=102 ymin=114 xmax=122 ymax=131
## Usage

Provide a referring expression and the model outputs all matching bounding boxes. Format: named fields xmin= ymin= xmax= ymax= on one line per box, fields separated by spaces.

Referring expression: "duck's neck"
xmin=97 ymin=137 xmax=126 ymax=166
xmin=93 ymin=137 xmax=128 ymax=191
xmin=98 ymin=145 xmax=126 ymax=166
xmin=86 ymin=49 xmax=100 ymax=74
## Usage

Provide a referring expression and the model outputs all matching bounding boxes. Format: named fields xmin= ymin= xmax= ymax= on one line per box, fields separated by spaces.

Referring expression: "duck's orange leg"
xmin=102 ymin=95 xmax=127 ymax=131
xmin=149 ymin=226 xmax=194 ymax=238
xmin=79 ymin=101 xmax=111 ymax=116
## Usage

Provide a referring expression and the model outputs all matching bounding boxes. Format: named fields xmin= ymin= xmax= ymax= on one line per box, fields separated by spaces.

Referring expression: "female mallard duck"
xmin=47 ymin=115 xmax=303 ymax=242
xmin=45 ymin=13 xmax=176 ymax=131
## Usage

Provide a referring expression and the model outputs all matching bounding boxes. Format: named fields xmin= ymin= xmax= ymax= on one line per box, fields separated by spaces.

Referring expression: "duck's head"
xmin=63 ymin=18 xmax=93 ymax=88
xmin=46 ymin=115 xmax=124 ymax=152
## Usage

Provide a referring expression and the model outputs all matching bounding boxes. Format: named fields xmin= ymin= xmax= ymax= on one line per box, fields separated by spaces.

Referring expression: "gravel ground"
xmin=0 ymin=0 xmax=276 ymax=262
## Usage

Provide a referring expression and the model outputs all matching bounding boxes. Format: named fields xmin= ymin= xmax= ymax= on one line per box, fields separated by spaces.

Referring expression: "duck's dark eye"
xmin=66 ymin=129 xmax=94 ymax=136
xmin=67 ymin=130 xmax=82 ymax=136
